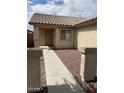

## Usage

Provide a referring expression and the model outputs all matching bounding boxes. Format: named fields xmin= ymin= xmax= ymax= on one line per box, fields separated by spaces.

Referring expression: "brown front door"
xmin=45 ymin=29 xmax=54 ymax=46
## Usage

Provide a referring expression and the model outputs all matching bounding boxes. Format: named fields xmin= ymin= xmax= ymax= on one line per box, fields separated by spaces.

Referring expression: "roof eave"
xmin=74 ymin=18 xmax=97 ymax=28
xmin=28 ymin=22 xmax=73 ymax=27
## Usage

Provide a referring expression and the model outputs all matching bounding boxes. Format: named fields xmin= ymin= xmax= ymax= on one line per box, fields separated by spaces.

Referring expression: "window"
xmin=61 ymin=30 xmax=71 ymax=40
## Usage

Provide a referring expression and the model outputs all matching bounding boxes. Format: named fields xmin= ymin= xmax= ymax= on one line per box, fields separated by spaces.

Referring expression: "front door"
xmin=45 ymin=29 xmax=54 ymax=46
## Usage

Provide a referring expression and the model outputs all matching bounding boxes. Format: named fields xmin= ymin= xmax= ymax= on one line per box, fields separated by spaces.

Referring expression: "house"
xmin=29 ymin=13 xmax=96 ymax=49
xmin=29 ymin=13 xmax=97 ymax=81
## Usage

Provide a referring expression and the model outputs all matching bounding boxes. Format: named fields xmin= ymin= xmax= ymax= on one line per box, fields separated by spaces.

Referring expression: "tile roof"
xmin=74 ymin=17 xmax=97 ymax=27
xmin=74 ymin=17 xmax=97 ymax=25
xmin=29 ymin=13 xmax=84 ymax=26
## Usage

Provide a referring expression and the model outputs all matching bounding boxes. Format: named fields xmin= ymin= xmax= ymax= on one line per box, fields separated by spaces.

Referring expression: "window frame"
xmin=60 ymin=29 xmax=71 ymax=41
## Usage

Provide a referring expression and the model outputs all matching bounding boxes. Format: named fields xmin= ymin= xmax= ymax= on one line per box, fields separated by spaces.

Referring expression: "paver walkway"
xmin=43 ymin=49 xmax=85 ymax=93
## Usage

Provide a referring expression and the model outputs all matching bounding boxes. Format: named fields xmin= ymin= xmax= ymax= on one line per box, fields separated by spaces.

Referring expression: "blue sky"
xmin=27 ymin=0 xmax=97 ymax=30
xmin=28 ymin=0 xmax=64 ymax=5
xmin=30 ymin=0 xmax=48 ymax=4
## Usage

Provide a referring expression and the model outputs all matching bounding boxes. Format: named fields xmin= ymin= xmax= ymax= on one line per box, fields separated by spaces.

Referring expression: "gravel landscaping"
xmin=54 ymin=49 xmax=82 ymax=83
xmin=28 ymin=49 xmax=96 ymax=93
xmin=54 ymin=49 xmax=97 ymax=93
xmin=40 ymin=56 xmax=48 ymax=93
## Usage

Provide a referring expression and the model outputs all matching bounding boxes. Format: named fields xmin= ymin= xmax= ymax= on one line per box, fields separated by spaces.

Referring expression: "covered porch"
xmin=33 ymin=25 xmax=57 ymax=48
xmin=39 ymin=28 xmax=55 ymax=47
xmin=33 ymin=24 xmax=75 ymax=49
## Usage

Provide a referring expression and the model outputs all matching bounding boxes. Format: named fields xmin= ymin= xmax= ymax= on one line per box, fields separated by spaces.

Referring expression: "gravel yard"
xmin=28 ymin=49 xmax=96 ymax=93
xmin=54 ymin=49 xmax=97 ymax=93
xmin=54 ymin=49 xmax=82 ymax=83
xmin=40 ymin=56 xmax=48 ymax=93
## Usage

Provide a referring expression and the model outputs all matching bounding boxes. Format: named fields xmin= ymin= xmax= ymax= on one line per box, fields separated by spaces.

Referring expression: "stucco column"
xmin=80 ymin=48 xmax=97 ymax=81
xmin=54 ymin=28 xmax=59 ymax=48
xmin=80 ymin=48 xmax=86 ymax=82
xmin=33 ymin=25 xmax=40 ymax=47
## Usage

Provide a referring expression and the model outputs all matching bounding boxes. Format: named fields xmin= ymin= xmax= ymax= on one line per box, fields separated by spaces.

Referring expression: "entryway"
xmin=45 ymin=29 xmax=54 ymax=47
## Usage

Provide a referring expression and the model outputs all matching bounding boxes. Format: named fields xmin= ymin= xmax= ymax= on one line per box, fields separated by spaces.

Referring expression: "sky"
xmin=27 ymin=0 xmax=97 ymax=31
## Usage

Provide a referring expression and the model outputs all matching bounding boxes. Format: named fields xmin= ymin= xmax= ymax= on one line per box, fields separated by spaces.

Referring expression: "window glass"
xmin=61 ymin=30 xmax=71 ymax=40
xmin=61 ymin=30 xmax=66 ymax=40
xmin=66 ymin=30 xmax=71 ymax=40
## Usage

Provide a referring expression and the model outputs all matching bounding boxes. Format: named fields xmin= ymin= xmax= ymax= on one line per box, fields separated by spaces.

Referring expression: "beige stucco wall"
xmin=80 ymin=48 xmax=97 ymax=81
xmin=84 ymin=48 xmax=97 ymax=81
xmin=33 ymin=24 xmax=75 ymax=48
xmin=76 ymin=24 xmax=97 ymax=81
xmin=33 ymin=23 xmax=97 ymax=49
xmin=75 ymin=24 xmax=97 ymax=50
xmin=54 ymin=28 xmax=74 ymax=49
xmin=34 ymin=25 xmax=55 ymax=47
xmin=33 ymin=25 xmax=40 ymax=47
xmin=27 ymin=49 xmax=42 ymax=91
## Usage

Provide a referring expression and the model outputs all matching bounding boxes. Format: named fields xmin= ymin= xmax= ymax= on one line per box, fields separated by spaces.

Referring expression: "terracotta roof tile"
xmin=29 ymin=13 xmax=97 ymax=27
xmin=29 ymin=13 xmax=84 ymax=26
xmin=74 ymin=17 xmax=97 ymax=27
xmin=74 ymin=17 xmax=97 ymax=25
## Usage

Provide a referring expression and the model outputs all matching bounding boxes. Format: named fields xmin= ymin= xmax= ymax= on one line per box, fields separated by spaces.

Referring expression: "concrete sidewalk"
xmin=43 ymin=49 xmax=85 ymax=93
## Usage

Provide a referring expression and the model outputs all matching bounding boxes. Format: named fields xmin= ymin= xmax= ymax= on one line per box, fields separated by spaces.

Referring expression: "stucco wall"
xmin=76 ymin=24 xmax=97 ymax=81
xmin=33 ymin=25 xmax=40 ymax=47
xmin=33 ymin=23 xmax=97 ymax=49
xmin=33 ymin=24 xmax=75 ymax=48
xmin=84 ymin=48 xmax=97 ymax=81
xmin=80 ymin=48 xmax=97 ymax=81
xmin=54 ymin=28 xmax=74 ymax=49
xmin=27 ymin=49 xmax=42 ymax=92
xmin=76 ymin=24 xmax=97 ymax=50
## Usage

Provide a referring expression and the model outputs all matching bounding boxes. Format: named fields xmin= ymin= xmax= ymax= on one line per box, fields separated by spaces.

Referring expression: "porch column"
xmin=33 ymin=25 xmax=40 ymax=47
xmin=54 ymin=28 xmax=59 ymax=48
